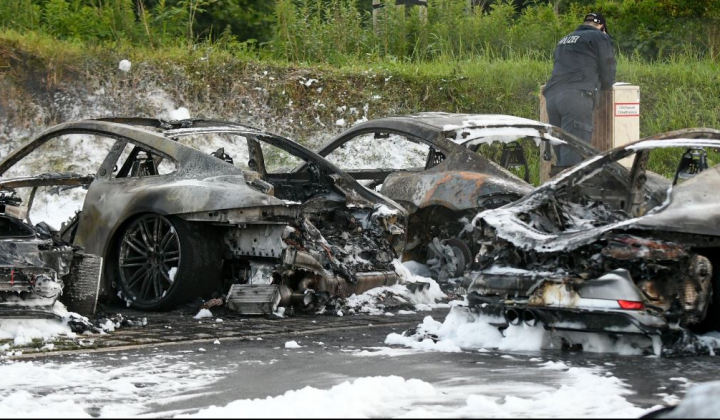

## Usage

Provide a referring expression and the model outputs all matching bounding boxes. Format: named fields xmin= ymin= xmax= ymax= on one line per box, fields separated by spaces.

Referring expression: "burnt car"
xmin=0 ymin=118 xmax=406 ymax=313
xmin=314 ymin=113 xmax=603 ymax=279
xmin=0 ymin=190 xmax=101 ymax=318
xmin=461 ymin=128 xmax=720 ymax=350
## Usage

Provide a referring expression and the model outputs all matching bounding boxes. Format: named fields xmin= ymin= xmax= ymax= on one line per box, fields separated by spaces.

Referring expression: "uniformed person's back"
xmin=543 ymin=12 xmax=616 ymax=171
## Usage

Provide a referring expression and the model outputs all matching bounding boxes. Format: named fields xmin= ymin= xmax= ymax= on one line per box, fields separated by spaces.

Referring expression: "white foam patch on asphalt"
xmin=0 ymin=354 xmax=225 ymax=417
xmin=194 ymin=309 xmax=213 ymax=319
xmin=0 ymin=302 xmax=76 ymax=350
xmin=383 ymin=307 xmax=657 ymax=355
xmin=179 ymin=368 xmax=648 ymax=418
xmin=284 ymin=341 xmax=301 ymax=349
xmin=0 ymin=303 xmax=141 ymax=354
xmin=384 ymin=307 xmax=547 ymax=353
xmin=537 ymin=360 xmax=570 ymax=370
xmin=0 ymin=319 xmax=71 ymax=348
xmin=352 ymin=346 xmax=420 ymax=357
xmin=179 ymin=376 xmax=434 ymax=418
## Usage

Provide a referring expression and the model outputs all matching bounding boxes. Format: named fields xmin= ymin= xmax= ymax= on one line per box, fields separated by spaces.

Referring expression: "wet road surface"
xmin=19 ymin=308 xmax=720 ymax=417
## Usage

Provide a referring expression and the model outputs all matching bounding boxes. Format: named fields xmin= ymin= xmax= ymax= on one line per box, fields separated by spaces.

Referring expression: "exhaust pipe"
xmin=523 ymin=309 xmax=538 ymax=327
xmin=505 ymin=308 xmax=521 ymax=326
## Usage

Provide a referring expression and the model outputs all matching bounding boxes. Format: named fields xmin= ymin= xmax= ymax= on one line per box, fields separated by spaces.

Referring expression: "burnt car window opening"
xmin=556 ymin=151 xmax=638 ymax=218
xmin=173 ymin=133 xmax=251 ymax=171
xmin=646 ymin=146 xmax=720 ymax=186
xmin=2 ymin=134 xmax=116 ymax=179
xmin=325 ymin=132 xmax=431 ymax=171
xmin=2 ymin=134 xmax=117 ymax=231
xmin=471 ymin=138 xmax=539 ymax=185
xmin=167 ymin=131 xmax=333 ymax=202
xmin=259 ymin=142 xmax=305 ymax=173
xmin=529 ymin=173 xmax=634 ymax=236
xmin=114 ymin=142 xmax=178 ymax=178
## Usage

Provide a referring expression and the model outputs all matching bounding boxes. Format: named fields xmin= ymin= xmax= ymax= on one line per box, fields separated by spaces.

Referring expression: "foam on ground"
xmin=179 ymin=368 xmax=648 ymax=418
xmin=0 ymin=353 xmax=226 ymax=417
xmin=384 ymin=306 xmax=662 ymax=355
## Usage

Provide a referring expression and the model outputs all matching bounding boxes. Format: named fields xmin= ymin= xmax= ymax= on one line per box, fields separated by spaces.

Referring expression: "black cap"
xmin=584 ymin=12 xmax=609 ymax=35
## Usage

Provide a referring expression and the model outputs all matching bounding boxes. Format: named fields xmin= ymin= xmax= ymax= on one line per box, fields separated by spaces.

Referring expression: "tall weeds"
xmin=0 ymin=0 xmax=194 ymax=46
xmin=270 ymin=0 xmax=718 ymax=64
xmin=1 ymin=0 xmax=718 ymax=63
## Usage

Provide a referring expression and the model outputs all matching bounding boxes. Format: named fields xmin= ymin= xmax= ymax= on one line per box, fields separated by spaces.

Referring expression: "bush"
xmin=271 ymin=0 xmax=720 ymax=63
xmin=2 ymin=0 xmax=718 ymax=62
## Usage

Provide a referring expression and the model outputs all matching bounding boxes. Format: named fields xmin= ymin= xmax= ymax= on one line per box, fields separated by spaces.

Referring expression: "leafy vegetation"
xmin=1 ymin=0 xmax=718 ymax=62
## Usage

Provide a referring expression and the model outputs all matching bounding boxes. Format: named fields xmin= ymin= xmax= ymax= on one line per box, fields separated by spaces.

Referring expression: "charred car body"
xmin=315 ymin=113 xmax=598 ymax=279
xmin=461 ymin=129 xmax=720 ymax=350
xmin=0 ymin=189 xmax=101 ymax=318
xmin=0 ymin=119 xmax=406 ymax=313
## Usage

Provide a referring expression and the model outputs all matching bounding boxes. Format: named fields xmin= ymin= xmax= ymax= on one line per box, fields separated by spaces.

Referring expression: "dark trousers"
xmin=545 ymin=89 xmax=595 ymax=167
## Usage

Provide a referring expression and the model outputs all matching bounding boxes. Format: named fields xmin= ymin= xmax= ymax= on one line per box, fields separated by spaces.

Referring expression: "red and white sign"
xmin=615 ymin=103 xmax=640 ymax=117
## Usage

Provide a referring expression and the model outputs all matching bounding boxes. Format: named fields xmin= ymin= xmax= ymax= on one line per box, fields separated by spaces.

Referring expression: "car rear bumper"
xmin=467 ymin=292 xmax=668 ymax=335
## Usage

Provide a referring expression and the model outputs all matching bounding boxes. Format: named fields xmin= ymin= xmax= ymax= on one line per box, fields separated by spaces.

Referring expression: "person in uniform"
xmin=543 ymin=12 xmax=616 ymax=170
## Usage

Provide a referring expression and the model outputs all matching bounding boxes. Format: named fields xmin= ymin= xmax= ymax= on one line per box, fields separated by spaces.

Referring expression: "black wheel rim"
xmin=119 ymin=214 xmax=181 ymax=305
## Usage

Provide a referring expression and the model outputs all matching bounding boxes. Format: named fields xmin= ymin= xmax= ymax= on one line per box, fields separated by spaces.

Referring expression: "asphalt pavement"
xmin=24 ymin=307 xmax=720 ymax=417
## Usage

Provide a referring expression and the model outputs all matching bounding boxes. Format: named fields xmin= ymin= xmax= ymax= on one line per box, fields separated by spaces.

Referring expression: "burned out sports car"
xmin=462 ymin=128 xmax=720 ymax=349
xmin=315 ymin=113 xmax=601 ymax=279
xmin=0 ymin=118 xmax=406 ymax=313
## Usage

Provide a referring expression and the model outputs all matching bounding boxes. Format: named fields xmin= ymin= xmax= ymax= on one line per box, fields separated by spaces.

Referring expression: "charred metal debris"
xmin=313 ymin=113 xmax=596 ymax=279
xmin=434 ymin=128 xmax=720 ymax=355
xmin=0 ymin=189 xmax=101 ymax=319
xmin=0 ymin=118 xmax=408 ymax=317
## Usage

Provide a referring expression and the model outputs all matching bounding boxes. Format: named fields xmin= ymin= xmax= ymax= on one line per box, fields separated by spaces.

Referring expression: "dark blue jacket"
xmin=543 ymin=24 xmax=616 ymax=96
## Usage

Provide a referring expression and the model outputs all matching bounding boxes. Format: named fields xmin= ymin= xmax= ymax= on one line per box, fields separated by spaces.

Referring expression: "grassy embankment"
xmin=1 ymin=30 xmax=719 ymax=182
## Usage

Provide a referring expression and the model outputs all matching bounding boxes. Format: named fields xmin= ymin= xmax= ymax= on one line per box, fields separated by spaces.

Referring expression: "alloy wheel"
xmin=118 ymin=214 xmax=181 ymax=305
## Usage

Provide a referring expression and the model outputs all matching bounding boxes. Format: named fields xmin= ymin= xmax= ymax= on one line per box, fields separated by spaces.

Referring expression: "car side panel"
xmin=75 ymin=175 xmax=292 ymax=257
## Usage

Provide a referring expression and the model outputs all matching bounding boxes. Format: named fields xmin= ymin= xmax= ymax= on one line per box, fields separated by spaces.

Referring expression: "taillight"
xmin=618 ymin=300 xmax=645 ymax=310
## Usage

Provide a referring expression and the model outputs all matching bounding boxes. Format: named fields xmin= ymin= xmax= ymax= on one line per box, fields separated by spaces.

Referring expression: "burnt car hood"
xmin=475 ymin=168 xmax=651 ymax=254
